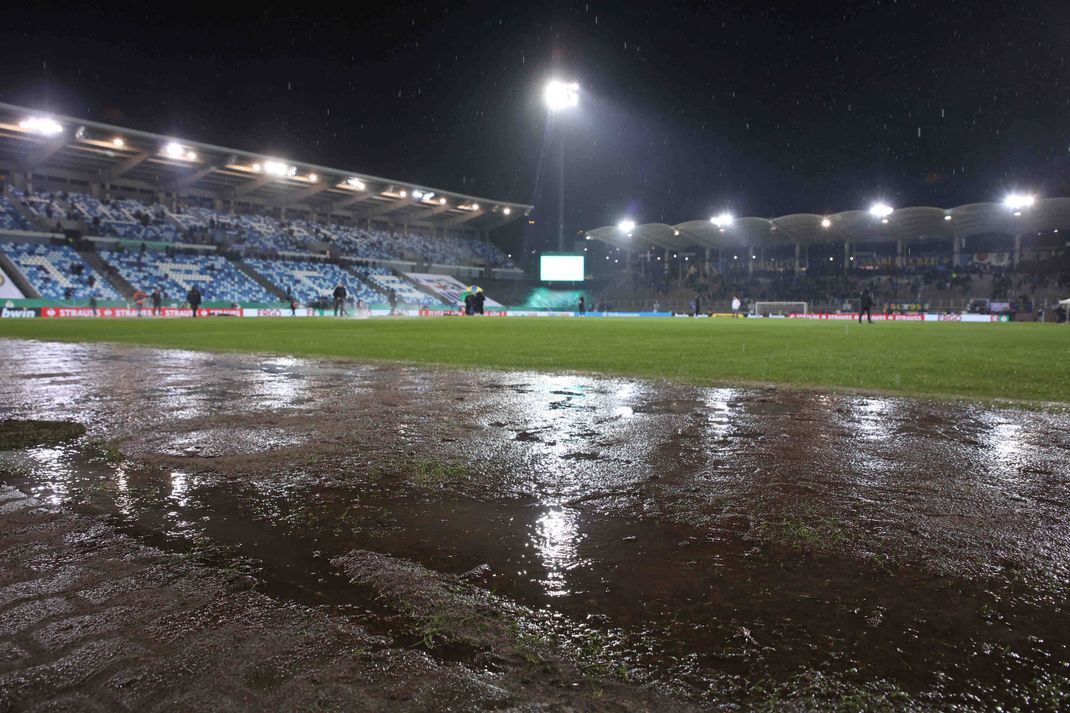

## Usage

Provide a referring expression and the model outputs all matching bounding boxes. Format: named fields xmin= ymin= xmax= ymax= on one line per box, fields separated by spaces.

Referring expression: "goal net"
xmin=752 ymin=301 xmax=808 ymax=316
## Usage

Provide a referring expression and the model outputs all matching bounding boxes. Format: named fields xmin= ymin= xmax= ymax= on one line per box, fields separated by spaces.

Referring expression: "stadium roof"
xmin=586 ymin=199 xmax=1070 ymax=251
xmin=0 ymin=102 xmax=531 ymax=232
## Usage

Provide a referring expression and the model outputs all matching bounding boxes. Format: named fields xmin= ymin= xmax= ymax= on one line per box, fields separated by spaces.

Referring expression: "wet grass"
xmin=0 ymin=419 xmax=85 ymax=450
xmin=3 ymin=317 xmax=1069 ymax=402
xmin=757 ymin=516 xmax=851 ymax=552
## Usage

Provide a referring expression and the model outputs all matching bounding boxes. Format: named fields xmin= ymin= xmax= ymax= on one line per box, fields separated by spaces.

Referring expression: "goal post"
xmin=751 ymin=301 xmax=808 ymax=317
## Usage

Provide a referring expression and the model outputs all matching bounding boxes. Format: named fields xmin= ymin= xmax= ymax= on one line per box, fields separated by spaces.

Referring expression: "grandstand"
xmin=0 ymin=241 xmax=119 ymax=300
xmin=244 ymin=258 xmax=384 ymax=304
xmin=102 ymin=249 xmax=274 ymax=304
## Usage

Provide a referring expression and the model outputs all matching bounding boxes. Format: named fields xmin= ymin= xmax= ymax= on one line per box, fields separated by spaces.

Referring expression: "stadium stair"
xmin=0 ymin=251 xmax=41 ymax=298
xmin=339 ymin=264 xmax=391 ymax=300
xmin=231 ymin=258 xmax=288 ymax=300
xmin=80 ymin=250 xmax=134 ymax=298
xmin=392 ymin=268 xmax=448 ymax=304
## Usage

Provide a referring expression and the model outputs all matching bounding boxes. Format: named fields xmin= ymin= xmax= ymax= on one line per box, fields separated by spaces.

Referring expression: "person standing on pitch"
xmin=187 ymin=285 xmax=202 ymax=318
xmin=859 ymin=289 xmax=873 ymax=324
xmin=388 ymin=289 xmax=399 ymax=316
xmin=694 ymin=293 xmax=703 ymax=317
xmin=578 ymin=295 xmax=586 ymax=315
xmin=332 ymin=283 xmax=347 ymax=316
xmin=150 ymin=287 xmax=162 ymax=316
xmin=474 ymin=287 xmax=486 ymax=315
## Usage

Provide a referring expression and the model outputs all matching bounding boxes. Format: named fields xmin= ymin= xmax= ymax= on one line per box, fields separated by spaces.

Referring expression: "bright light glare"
xmin=710 ymin=212 xmax=734 ymax=227
xmin=307 ymin=173 xmax=318 ymax=183
xmin=264 ymin=160 xmax=294 ymax=177
xmin=544 ymin=80 xmax=580 ymax=112
xmin=112 ymin=137 xmax=125 ymax=147
xmin=1003 ymin=193 xmax=1035 ymax=210
xmin=503 ymin=207 xmax=511 ymax=215
xmin=821 ymin=217 xmax=832 ymax=228
xmin=618 ymin=219 xmax=636 ymax=232
xmin=185 ymin=151 xmax=197 ymax=160
xmin=869 ymin=202 xmax=893 ymax=218
xmin=346 ymin=177 xmax=366 ymax=190
xmin=944 ymin=214 xmax=952 ymax=221
xmin=163 ymin=142 xmax=185 ymax=159
xmin=19 ymin=117 xmax=63 ymax=136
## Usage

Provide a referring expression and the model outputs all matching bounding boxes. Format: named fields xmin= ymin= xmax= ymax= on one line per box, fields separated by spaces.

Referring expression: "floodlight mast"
xmin=544 ymin=80 xmax=579 ymax=251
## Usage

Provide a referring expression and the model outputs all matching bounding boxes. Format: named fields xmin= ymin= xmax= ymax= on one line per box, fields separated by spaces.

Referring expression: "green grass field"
xmin=1 ymin=317 xmax=1068 ymax=403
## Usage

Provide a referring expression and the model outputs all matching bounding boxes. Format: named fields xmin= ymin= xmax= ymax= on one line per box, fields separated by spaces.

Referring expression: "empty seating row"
xmin=102 ymin=249 xmax=275 ymax=303
xmin=0 ymin=241 xmax=120 ymax=300
xmin=244 ymin=258 xmax=385 ymax=303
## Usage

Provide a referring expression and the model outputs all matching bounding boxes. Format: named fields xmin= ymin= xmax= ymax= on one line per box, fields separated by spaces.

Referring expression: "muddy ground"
xmin=1 ymin=338 xmax=1069 ymax=711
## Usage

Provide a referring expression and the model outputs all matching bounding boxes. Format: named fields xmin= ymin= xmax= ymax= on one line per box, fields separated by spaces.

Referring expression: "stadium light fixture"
xmin=944 ymin=214 xmax=952 ymax=221
xmin=821 ymin=217 xmax=832 ymax=228
xmin=186 ymin=150 xmax=197 ymax=160
xmin=112 ymin=137 xmax=125 ymax=148
xmin=710 ymin=212 xmax=734 ymax=227
xmin=472 ymin=203 xmax=480 ymax=210
xmin=263 ymin=160 xmax=295 ymax=177
xmin=618 ymin=219 xmax=636 ymax=233
xmin=544 ymin=80 xmax=580 ymax=112
xmin=19 ymin=117 xmax=63 ymax=136
xmin=346 ymin=178 xmax=366 ymax=190
xmin=163 ymin=142 xmax=184 ymax=159
xmin=399 ymin=190 xmax=408 ymax=198
xmin=252 ymin=163 xmax=262 ymax=172
xmin=1003 ymin=193 xmax=1035 ymax=211
xmin=869 ymin=202 xmax=893 ymax=219
xmin=439 ymin=197 xmax=447 ymax=205
xmin=673 ymin=229 xmax=680 ymax=236
xmin=307 ymin=173 xmax=318 ymax=183
xmin=503 ymin=207 xmax=511 ymax=215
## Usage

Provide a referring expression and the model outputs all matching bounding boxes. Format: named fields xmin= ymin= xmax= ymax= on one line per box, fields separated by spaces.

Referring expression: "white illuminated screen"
xmin=540 ymin=254 xmax=585 ymax=282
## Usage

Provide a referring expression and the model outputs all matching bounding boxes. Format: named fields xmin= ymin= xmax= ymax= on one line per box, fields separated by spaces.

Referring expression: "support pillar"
xmin=896 ymin=240 xmax=904 ymax=268
xmin=952 ymin=236 xmax=960 ymax=268
xmin=794 ymin=243 xmax=801 ymax=276
xmin=844 ymin=241 xmax=850 ymax=273
xmin=1013 ymin=234 xmax=1022 ymax=268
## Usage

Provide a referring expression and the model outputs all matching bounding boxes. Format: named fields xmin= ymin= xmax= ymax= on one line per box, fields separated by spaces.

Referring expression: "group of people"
xmin=129 ymin=285 xmax=202 ymax=317
xmin=463 ymin=288 xmax=486 ymax=315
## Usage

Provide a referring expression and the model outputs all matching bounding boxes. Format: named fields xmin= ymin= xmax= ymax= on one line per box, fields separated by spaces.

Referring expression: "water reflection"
xmin=534 ymin=508 xmax=586 ymax=597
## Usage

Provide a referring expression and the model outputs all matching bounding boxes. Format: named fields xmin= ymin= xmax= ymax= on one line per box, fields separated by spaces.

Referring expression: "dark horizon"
xmin=3 ymin=0 xmax=1068 ymax=243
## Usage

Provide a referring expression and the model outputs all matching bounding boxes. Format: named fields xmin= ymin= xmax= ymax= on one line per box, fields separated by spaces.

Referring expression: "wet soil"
xmin=0 ymin=420 xmax=85 ymax=450
xmin=2 ymin=338 xmax=1070 ymax=710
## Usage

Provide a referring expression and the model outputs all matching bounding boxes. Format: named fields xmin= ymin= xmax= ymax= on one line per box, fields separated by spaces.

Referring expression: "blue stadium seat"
xmin=0 ymin=241 xmax=120 ymax=300
xmin=101 ymin=249 xmax=275 ymax=304
xmin=245 ymin=258 xmax=385 ymax=303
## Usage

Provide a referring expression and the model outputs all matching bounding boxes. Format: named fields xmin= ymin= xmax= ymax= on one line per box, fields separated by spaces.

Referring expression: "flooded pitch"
xmin=2 ymin=338 xmax=1069 ymax=710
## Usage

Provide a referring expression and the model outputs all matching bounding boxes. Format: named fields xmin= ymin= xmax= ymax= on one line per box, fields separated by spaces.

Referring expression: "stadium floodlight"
xmin=346 ymin=177 xmax=366 ymax=190
xmin=307 ymin=173 xmax=318 ymax=183
xmin=163 ymin=141 xmax=188 ymax=159
xmin=1003 ymin=193 xmax=1035 ymax=211
xmin=544 ymin=80 xmax=580 ymax=112
xmin=869 ymin=202 xmax=893 ymax=218
xmin=618 ymin=219 xmax=636 ymax=233
xmin=471 ymin=203 xmax=480 ymax=210
xmin=710 ymin=212 xmax=734 ymax=227
xmin=503 ymin=207 xmax=511 ymax=215
xmin=185 ymin=150 xmax=197 ymax=160
xmin=252 ymin=163 xmax=262 ymax=172
xmin=673 ymin=229 xmax=680 ymax=236
xmin=821 ymin=217 xmax=832 ymax=228
xmin=944 ymin=214 xmax=952 ymax=221
xmin=263 ymin=160 xmax=295 ymax=177
xmin=439 ymin=197 xmax=447 ymax=205
xmin=19 ymin=117 xmax=63 ymax=136
xmin=399 ymin=190 xmax=408 ymax=198
xmin=112 ymin=137 xmax=125 ymax=147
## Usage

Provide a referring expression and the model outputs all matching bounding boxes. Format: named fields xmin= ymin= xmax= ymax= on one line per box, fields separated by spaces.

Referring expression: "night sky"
xmin=2 ymin=0 xmax=1069 ymax=245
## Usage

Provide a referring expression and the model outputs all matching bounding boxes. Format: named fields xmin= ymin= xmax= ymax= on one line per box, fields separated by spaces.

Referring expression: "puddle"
xmin=1 ymin=339 xmax=1070 ymax=708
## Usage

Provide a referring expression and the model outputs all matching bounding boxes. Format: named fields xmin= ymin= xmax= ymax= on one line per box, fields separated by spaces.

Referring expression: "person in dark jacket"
xmin=151 ymin=288 xmax=162 ymax=316
xmin=859 ymin=290 xmax=873 ymax=324
xmin=693 ymin=293 xmax=703 ymax=317
xmin=578 ymin=295 xmax=586 ymax=315
xmin=463 ymin=292 xmax=474 ymax=316
xmin=474 ymin=288 xmax=486 ymax=315
xmin=332 ymin=284 xmax=347 ymax=316
xmin=187 ymin=286 xmax=202 ymax=318
xmin=388 ymin=289 xmax=399 ymax=316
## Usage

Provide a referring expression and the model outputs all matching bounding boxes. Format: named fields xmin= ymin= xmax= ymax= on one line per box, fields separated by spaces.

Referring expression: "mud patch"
xmin=0 ymin=419 xmax=85 ymax=450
